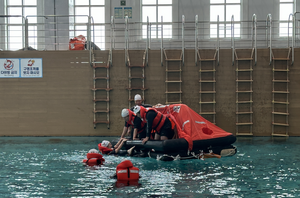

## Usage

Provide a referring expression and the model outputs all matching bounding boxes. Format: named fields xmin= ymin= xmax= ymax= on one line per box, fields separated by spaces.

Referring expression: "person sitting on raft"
xmin=133 ymin=105 xmax=175 ymax=144
xmin=98 ymin=139 xmax=135 ymax=156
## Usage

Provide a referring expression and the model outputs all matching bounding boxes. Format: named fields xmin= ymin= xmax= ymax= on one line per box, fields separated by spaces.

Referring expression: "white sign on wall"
xmin=0 ymin=58 xmax=43 ymax=78
xmin=0 ymin=59 xmax=20 ymax=78
xmin=21 ymin=58 xmax=43 ymax=78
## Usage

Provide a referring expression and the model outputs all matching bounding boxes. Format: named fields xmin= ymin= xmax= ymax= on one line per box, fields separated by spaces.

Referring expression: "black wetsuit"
xmin=125 ymin=116 xmax=146 ymax=139
xmin=145 ymin=110 xmax=174 ymax=139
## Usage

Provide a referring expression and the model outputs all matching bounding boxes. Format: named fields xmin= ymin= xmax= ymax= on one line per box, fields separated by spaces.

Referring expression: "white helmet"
xmin=134 ymin=94 xmax=142 ymax=101
xmin=121 ymin=108 xmax=129 ymax=117
xmin=88 ymin=149 xmax=99 ymax=153
xmin=101 ymin=140 xmax=110 ymax=148
xmin=133 ymin=105 xmax=141 ymax=114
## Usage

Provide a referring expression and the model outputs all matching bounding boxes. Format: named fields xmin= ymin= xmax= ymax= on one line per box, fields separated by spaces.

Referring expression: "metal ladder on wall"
xmin=92 ymin=50 xmax=112 ymax=129
xmin=195 ymin=15 xmax=219 ymax=124
xmin=125 ymin=16 xmax=148 ymax=107
xmin=267 ymin=13 xmax=294 ymax=137
xmin=271 ymin=48 xmax=290 ymax=137
xmin=163 ymin=49 xmax=183 ymax=104
xmin=91 ymin=16 xmax=114 ymax=129
xmin=232 ymin=14 xmax=257 ymax=136
xmin=197 ymin=49 xmax=217 ymax=124
xmin=234 ymin=49 xmax=254 ymax=135
xmin=126 ymin=50 xmax=147 ymax=107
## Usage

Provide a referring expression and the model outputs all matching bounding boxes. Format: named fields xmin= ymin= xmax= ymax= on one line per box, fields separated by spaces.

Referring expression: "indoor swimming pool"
xmin=0 ymin=137 xmax=299 ymax=197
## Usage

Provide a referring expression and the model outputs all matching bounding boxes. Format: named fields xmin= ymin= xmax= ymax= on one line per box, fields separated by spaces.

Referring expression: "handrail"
xmin=231 ymin=15 xmax=235 ymax=66
xmin=110 ymin=16 xmax=114 ymax=66
xmin=125 ymin=16 xmax=129 ymax=66
xmin=146 ymin=16 xmax=149 ymax=66
xmin=288 ymin=13 xmax=294 ymax=65
xmin=217 ymin=15 xmax=219 ymax=66
xmin=182 ymin=15 xmax=185 ymax=66
xmin=266 ymin=14 xmax=272 ymax=65
xmin=195 ymin=15 xmax=198 ymax=66
xmin=161 ymin=16 xmax=163 ymax=66
xmin=252 ymin=14 xmax=257 ymax=65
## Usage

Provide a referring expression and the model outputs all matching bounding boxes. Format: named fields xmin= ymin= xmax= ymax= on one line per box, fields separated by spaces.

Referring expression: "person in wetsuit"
xmin=133 ymin=106 xmax=174 ymax=144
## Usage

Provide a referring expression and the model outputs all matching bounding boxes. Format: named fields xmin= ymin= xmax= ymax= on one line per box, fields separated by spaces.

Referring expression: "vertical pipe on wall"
xmin=217 ymin=15 xmax=219 ymax=66
xmin=252 ymin=14 xmax=257 ymax=65
xmin=195 ymin=15 xmax=198 ymax=66
xmin=182 ymin=15 xmax=184 ymax=66
xmin=161 ymin=16 xmax=163 ymax=66
xmin=266 ymin=14 xmax=272 ymax=65
xmin=231 ymin=15 xmax=234 ymax=66
xmin=24 ymin=17 xmax=28 ymax=50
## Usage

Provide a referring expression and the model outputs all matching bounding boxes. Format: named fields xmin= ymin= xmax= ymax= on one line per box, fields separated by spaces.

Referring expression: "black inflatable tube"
xmin=122 ymin=135 xmax=236 ymax=153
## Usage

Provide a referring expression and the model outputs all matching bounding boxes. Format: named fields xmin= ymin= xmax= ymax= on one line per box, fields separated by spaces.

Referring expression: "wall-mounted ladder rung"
xmin=166 ymin=59 xmax=182 ymax=61
xmin=165 ymin=80 xmax=182 ymax=83
xmin=236 ymin=122 xmax=253 ymax=126
xmin=236 ymin=69 xmax=253 ymax=72
xmin=199 ymin=112 xmax=216 ymax=115
xmin=236 ymin=90 xmax=253 ymax=93
xmin=273 ymin=69 xmax=289 ymax=72
xmin=236 ymin=58 xmax=253 ymax=61
xmin=94 ymin=110 xmax=109 ymax=113
xmin=92 ymin=88 xmax=112 ymax=91
xmin=272 ymin=112 xmax=289 ymax=115
xmin=272 ymin=133 xmax=289 ymax=137
xmin=129 ymin=76 xmax=145 ymax=79
xmin=94 ymin=77 xmax=109 ymax=80
xmin=93 ymin=99 xmax=109 ymax=102
xmin=236 ymin=101 xmax=253 ymax=104
xmin=165 ymin=91 xmax=182 ymax=94
xmin=199 ymin=80 xmax=216 ymax=83
xmin=93 ymin=121 xmax=110 ymax=124
xmin=166 ymin=70 xmax=182 ymax=72
xmin=236 ymin=112 xmax=253 ymax=115
xmin=272 ymin=80 xmax=289 ymax=82
xmin=236 ymin=80 xmax=253 ymax=82
xmin=273 ymin=58 xmax=289 ymax=61
xmin=272 ymin=123 xmax=289 ymax=126
xmin=199 ymin=91 xmax=216 ymax=94
xmin=236 ymin=133 xmax=253 ymax=136
xmin=199 ymin=101 xmax=216 ymax=104
xmin=166 ymin=101 xmax=182 ymax=104
xmin=199 ymin=58 xmax=215 ymax=61
xmin=272 ymin=91 xmax=289 ymax=94
xmin=272 ymin=101 xmax=289 ymax=104
xmin=199 ymin=69 xmax=216 ymax=72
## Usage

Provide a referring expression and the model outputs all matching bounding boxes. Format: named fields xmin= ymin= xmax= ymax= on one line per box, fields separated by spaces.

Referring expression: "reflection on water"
xmin=0 ymin=137 xmax=300 ymax=197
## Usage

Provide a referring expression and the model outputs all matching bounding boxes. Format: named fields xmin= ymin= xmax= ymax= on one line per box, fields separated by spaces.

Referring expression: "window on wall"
xmin=142 ymin=0 xmax=172 ymax=39
xmin=279 ymin=0 xmax=294 ymax=37
xmin=5 ymin=0 xmax=37 ymax=50
xmin=210 ymin=0 xmax=240 ymax=38
xmin=69 ymin=0 xmax=105 ymax=49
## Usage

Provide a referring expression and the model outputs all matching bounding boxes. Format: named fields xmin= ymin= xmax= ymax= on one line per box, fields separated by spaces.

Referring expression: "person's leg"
xmin=154 ymin=133 xmax=161 ymax=140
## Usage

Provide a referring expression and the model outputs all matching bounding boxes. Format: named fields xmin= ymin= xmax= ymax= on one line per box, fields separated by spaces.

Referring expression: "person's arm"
xmin=114 ymin=139 xmax=127 ymax=153
xmin=120 ymin=122 xmax=129 ymax=138
xmin=114 ymin=138 xmax=127 ymax=149
xmin=133 ymin=117 xmax=142 ymax=140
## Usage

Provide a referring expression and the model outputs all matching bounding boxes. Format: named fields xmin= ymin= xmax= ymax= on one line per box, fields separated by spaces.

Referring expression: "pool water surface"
xmin=0 ymin=137 xmax=299 ymax=197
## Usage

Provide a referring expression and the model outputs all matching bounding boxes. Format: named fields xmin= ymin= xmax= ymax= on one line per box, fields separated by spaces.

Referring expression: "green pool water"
xmin=0 ymin=137 xmax=299 ymax=197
